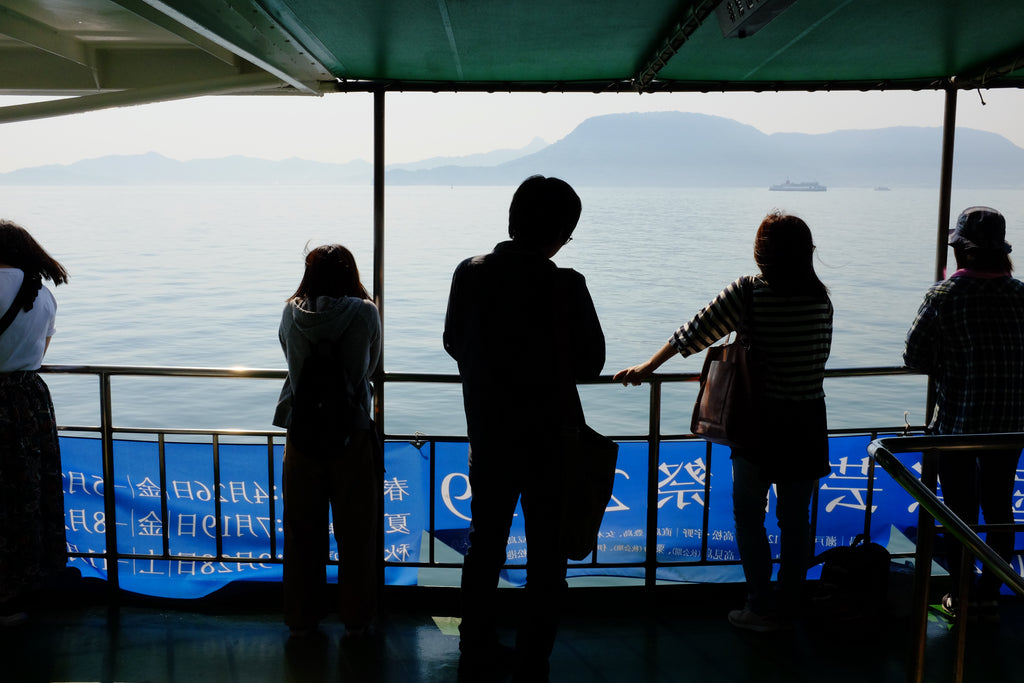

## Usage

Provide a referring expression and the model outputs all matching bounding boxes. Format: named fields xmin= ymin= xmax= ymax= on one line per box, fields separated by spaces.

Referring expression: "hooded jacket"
xmin=273 ymin=294 xmax=381 ymax=430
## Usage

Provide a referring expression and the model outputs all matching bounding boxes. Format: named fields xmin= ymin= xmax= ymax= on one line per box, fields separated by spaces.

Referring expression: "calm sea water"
xmin=3 ymin=184 xmax=1022 ymax=437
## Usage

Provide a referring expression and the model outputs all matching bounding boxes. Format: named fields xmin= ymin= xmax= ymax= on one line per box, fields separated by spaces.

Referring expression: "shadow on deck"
xmin=3 ymin=578 xmax=1024 ymax=682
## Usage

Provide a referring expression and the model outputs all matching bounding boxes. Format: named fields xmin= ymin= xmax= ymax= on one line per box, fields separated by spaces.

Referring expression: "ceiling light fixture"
xmin=715 ymin=0 xmax=798 ymax=38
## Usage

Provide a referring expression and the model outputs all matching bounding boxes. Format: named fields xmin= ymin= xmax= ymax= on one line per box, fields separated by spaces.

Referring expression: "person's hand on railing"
xmin=614 ymin=342 xmax=677 ymax=386
xmin=613 ymin=363 xmax=654 ymax=386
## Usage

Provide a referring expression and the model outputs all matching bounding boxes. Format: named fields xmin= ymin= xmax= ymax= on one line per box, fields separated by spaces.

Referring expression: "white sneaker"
xmin=728 ymin=607 xmax=782 ymax=633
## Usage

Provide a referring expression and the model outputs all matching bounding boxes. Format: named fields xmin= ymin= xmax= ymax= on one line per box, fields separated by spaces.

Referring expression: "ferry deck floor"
xmin=3 ymin=578 xmax=1024 ymax=683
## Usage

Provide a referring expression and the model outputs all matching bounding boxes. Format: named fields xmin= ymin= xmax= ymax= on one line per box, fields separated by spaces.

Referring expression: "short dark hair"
xmin=289 ymin=244 xmax=370 ymax=301
xmin=508 ymin=175 xmax=582 ymax=249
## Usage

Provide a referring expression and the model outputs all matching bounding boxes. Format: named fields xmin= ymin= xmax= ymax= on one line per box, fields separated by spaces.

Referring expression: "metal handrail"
xmin=43 ymin=362 xmax=913 ymax=383
xmin=868 ymin=434 xmax=1024 ymax=595
xmin=867 ymin=434 xmax=1024 ymax=683
xmin=44 ymin=362 xmax=924 ymax=595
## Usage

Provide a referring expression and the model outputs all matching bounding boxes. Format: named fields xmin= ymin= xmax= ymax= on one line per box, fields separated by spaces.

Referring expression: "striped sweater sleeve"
xmin=670 ymin=275 xmax=833 ymax=400
xmin=669 ymin=277 xmax=747 ymax=357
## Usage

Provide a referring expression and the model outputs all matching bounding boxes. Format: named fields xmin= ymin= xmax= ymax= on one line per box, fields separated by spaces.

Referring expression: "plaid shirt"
xmin=904 ymin=272 xmax=1024 ymax=434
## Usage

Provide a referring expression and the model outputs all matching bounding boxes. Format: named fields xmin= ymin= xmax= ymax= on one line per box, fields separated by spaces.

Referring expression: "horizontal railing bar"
xmin=42 ymin=364 xmax=287 ymax=379
xmin=67 ymin=426 xmax=282 ymax=438
xmin=42 ymin=364 xmax=916 ymax=383
xmin=57 ymin=428 xmax=927 ymax=446
xmin=57 ymin=427 xmax=925 ymax=444
xmin=871 ymin=433 xmax=1024 ymax=454
xmin=385 ymin=365 xmax=915 ymax=384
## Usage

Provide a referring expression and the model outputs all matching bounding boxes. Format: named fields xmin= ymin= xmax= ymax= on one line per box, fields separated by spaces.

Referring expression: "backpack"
xmin=288 ymin=337 xmax=363 ymax=455
xmin=811 ymin=534 xmax=891 ymax=619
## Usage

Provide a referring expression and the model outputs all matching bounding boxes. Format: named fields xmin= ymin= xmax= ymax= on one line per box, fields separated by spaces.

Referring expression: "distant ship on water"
xmin=769 ymin=180 xmax=827 ymax=192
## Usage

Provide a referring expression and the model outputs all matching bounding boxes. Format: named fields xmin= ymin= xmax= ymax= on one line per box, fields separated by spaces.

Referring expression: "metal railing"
xmin=44 ymin=362 xmax=922 ymax=594
xmin=868 ymin=434 xmax=1024 ymax=683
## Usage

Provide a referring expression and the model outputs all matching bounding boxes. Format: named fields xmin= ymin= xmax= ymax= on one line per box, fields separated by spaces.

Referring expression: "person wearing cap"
xmin=904 ymin=206 xmax=1024 ymax=622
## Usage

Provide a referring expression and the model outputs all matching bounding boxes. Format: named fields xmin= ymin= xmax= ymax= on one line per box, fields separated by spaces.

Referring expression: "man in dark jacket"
xmin=444 ymin=175 xmax=605 ymax=681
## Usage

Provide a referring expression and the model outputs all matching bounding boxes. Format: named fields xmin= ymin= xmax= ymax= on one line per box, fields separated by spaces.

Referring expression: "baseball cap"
xmin=949 ymin=206 xmax=1011 ymax=253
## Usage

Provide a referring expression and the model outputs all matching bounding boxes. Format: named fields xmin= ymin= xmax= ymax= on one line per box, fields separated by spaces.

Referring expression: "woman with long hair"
xmin=0 ymin=220 xmax=69 ymax=626
xmin=273 ymin=243 xmax=381 ymax=638
xmin=615 ymin=211 xmax=833 ymax=632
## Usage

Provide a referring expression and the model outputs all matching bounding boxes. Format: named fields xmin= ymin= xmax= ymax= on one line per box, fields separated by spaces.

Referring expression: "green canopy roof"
xmin=275 ymin=0 xmax=1024 ymax=92
xmin=0 ymin=0 xmax=1022 ymax=118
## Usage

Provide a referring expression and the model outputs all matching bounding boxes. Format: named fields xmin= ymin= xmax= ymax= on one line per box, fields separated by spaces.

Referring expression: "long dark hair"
xmin=0 ymin=219 xmax=68 ymax=313
xmin=753 ymin=211 xmax=827 ymax=296
xmin=0 ymin=219 xmax=68 ymax=285
xmin=288 ymin=244 xmax=370 ymax=302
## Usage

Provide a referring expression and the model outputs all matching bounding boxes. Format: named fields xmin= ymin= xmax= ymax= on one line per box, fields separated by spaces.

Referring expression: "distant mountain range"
xmin=2 ymin=112 xmax=1022 ymax=188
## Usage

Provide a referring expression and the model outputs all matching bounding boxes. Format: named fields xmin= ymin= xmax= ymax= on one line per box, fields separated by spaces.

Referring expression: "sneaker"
xmin=728 ymin=607 xmax=782 ymax=633
xmin=938 ymin=594 xmax=1000 ymax=624
xmin=939 ymin=593 xmax=959 ymax=619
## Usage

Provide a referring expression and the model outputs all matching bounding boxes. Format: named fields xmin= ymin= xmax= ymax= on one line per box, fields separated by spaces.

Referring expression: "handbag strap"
xmin=554 ymin=269 xmax=586 ymax=429
xmin=0 ymin=273 xmax=39 ymax=338
xmin=737 ymin=275 xmax=756 ymax=348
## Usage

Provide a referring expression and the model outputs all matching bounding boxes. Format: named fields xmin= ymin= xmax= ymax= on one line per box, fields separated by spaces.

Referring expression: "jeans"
xmin=732 ymin=454 xmax=817 ymax=614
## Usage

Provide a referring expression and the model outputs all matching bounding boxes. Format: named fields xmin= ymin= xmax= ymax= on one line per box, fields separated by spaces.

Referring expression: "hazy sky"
xmin=0 ymin=88 xmax=1021 ymax=173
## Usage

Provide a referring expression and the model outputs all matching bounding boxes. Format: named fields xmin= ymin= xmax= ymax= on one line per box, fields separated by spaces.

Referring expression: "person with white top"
xmin=0 ymin=219 xmax=69 ymax=626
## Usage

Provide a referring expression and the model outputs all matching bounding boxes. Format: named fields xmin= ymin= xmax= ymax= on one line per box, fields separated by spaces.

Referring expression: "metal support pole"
xmin=924 ymin=87 xmax=958 ymax=425
xmin=372 ymin=87 xmax=386 ymax=605
xmin=934 ymin=87 xmax=958 ymax=284
xmin=373 ymin=88 xmax=385 ymax=424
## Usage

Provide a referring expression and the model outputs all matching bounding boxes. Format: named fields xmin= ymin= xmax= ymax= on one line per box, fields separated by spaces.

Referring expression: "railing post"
xmin=645 ymin=377 xmax=662 ymax=592
xmin=98 ymin=370 xmax=120 ymax=594
xmin=908 ymin=448 xmax=939 ymax=683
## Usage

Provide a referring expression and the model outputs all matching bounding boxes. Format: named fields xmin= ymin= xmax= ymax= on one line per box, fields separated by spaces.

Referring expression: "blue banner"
xmin=59 ymin=435 xmax=1024 ymax=598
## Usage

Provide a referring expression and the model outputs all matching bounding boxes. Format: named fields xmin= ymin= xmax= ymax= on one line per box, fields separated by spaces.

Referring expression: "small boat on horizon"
xmin=769 ymin=180 xmax=826 ymax=192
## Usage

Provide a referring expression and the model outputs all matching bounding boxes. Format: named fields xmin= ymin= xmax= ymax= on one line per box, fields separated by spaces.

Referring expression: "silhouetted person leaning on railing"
xmin=904 ymin=206 xmax=1024 ymax=624
xmin=444 ymin=175 xmax=605 ymax=681
xmin=615 ymin=211 xmax=833 ymax=633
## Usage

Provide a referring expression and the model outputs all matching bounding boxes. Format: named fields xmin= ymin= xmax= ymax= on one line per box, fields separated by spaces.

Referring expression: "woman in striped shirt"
xmin=615 ymin=211 xmax=833 ymax=632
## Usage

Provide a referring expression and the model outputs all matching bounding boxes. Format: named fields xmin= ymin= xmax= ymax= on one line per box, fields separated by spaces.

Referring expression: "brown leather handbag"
xmin=690 ymin=278 xmax=761 ymax=449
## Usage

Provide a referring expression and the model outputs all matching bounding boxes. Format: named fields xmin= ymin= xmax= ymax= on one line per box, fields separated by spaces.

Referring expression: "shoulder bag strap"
xmin=738 ymin=276 xmax=755 ymax=348
xmin=0 ymin=274 xmax=38 ymax=338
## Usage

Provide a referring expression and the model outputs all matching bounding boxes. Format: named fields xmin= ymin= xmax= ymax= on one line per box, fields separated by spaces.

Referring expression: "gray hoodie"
xmin=273 ymin=294 xmax=381 ymax=429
